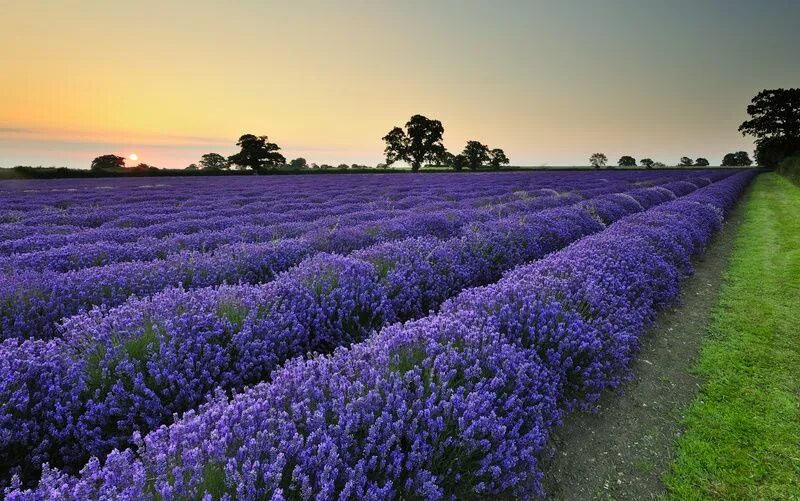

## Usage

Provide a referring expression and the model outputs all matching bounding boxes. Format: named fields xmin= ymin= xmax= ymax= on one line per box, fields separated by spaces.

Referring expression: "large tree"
xmin=91 ymin=154 xmax=125 ymax=171
xmin=679 ymin=156 xmax=694 ymax=167
xmin=721 ymin=151 xmax=752 ymax=166
xmin=199 ymin=153 xmax=228 ymax=171
xmin=618 ymin=155 xmax=636 ymax=167
xmin=589 ymin=153 xmax=607 ymax=168
xmin=640 ymin=158 xmax=654 ymax=169
xmin=228 ymin=134 xmax=285 ymax=171
xmin=488 ymin=148 xmax=510 ymax=170
xmin=382 ymin=115 xmax=446 ymax=171
xmin=462 ymin=141 xmax=491 ymax=170
xmin=695 ymin=157 xmax=710 ymax=166
xmin=739 ymin=88 xmax=800 ymax=166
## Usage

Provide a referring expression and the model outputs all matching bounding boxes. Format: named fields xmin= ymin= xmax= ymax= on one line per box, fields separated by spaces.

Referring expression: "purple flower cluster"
xmin=0 ymin=172 xmax=717 ymax=340
xmin=0 ymin=170 xmax=753 ymax=495
xmin=4 ymin=171 xmax=754 ymax=500
xmin=0 ymin=170 xmax=749 ymax=497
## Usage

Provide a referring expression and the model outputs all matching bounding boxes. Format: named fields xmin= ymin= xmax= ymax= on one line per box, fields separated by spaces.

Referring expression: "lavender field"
xmin=0 ymin=170 xmax=754 ymax=499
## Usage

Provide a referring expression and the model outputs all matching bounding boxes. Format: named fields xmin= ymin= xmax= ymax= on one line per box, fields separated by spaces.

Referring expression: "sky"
xmin=1 ymin=0 xmax=799 ymax=169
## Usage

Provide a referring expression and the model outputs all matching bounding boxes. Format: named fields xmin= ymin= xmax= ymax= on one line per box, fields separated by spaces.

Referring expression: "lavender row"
xmin=0 ymin=180 xmax=653 ymax=273
xmin=5 ymin=171 xmax=754 ymax=500
xmin=0 ymin=171 xmax=714 ymax=247
xmin=0 ymin=177 xmax=694 ymax=340
xmin=0 ymin=198 xmax=553 ymax=339
xmin=0 ymin=195 xmax=496 ymax=272
xmin=0 ymin=176 xmax=708 ymax=487
xmin=0 ymin=173 xmax=577 ymax=240
xmin=0 ymin=171 xmax=664 ymax=216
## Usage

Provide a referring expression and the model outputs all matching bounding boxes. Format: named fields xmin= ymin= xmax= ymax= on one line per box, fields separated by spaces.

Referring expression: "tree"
xmin=228 ymin=134 xmax=286 ymax=171
xmin=91 ymin=154 xmax=125 ymax=171
xmin=382 ymin=115 xmax=446 ymax=171
xmin=721 ymin=151 xmax=752 ymax=166
xmin=695 ymin=157 xmax=710 ymax=166
xmin=185 ymin=163 xmax=199 ymax=171
xmin=462 ymin=141 xmax=491 ymax=170
xmin=679 ymin=156 xmax=694 ymax=167
xmin=337 ymin=163 xmax=349 ymax=170
xmin=652 ymin=162 xmax=666 ymax=167
xmin=739 ymin=89 xmax=800 ymax=166
xmin=589 ymin=153 xmax=607 ymax=168
xmin=640 ymin=158 xmax=654 ymax=168
xmin=753 ymin=136 xmax=800 ymax=166
xmin=488 ymin=148 xmax=510 ymax=170
xmin=288 ymin=157 xmax=308 ymax=170
xmin=199 ymin=153 xmax=228 ymax=171
xmin=618 ymin=155 xmax=636 ymax=167
xmin=452 ymin=154 xmax=468 ymax=172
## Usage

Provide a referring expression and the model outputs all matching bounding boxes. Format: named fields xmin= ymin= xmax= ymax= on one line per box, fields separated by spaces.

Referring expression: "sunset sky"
xmin=1 ymin=0 xmax=799 ymax=169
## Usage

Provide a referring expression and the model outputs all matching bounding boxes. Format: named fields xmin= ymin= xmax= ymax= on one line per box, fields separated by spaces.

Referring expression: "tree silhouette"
xmin=739 ymin=89 xmax=800 ymax=166
xmin=618 ymin=155 xmax=636 ymax=167
xmin=640 ymin=158 xmax=654 ymax=169
xmin=652 ymin=161 xmax=666 ymax=167
xmin=288 ymin=158 xmax=308 ymax=170
xmin=722 ymin=151 xmax=752 ymax=166
xmin=695 ymin=157 xmax=710 ymax=166
xmin=228 ymin=135 xmax=285 ymax=172
xmin=91 ymin=155 xmax=125 ymax=171
xmin=452 ymin=154 xmax=468 ymax=172
xmin=382 ymin=115 xmax=446 ymax=171
xmin=199 ymin=153 xmax=228 ymax=171
xmin=462 ymin=141 xmax=491 ymax=170
xmin=589 ymin=153 xmax=607 ymax=168
xmin=185 ymin=163 xmax=199 ymax=171
xmin=739 ymin=88 xmax=800 ymax=139
xmin=488 ymin=148 xmax=510 ymax=170
xmin=679 ymin=156 xmax=693 ymax=167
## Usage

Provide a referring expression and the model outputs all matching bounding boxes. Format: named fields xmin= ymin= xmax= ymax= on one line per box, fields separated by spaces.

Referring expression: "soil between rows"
xmin=540 ymin=185 xmax=752 ymax=500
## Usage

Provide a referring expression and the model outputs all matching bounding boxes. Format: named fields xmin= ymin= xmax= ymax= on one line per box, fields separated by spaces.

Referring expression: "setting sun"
xmin=129 ymin=153 xmax=138 ymax=162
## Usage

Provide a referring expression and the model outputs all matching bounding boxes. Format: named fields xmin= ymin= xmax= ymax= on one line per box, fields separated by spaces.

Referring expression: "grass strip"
xmin=666 ymin=173 xmax=800 ymax=499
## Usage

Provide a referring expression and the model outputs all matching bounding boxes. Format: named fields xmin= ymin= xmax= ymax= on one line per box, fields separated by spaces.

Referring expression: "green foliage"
xmin=462 ymin=141 xmax=490 ymax=170
xmin=721 ymin=151 xmax=752 ymax=166
xmin=288 ymin=157 xmax=308 ymax=170
xmin=776 ymin=155 xmax=800 ymax=185
xmin=382 ymin=115 xmax=446 ymax=171
xmin=199 ymin=462 xmax=228 ymax=499
xmin=695 ymin=157 xmax=710 ymax=166
xmin=199 ymin=153 xmax=228 ymax=170
xmin=754 ymin=136 xmax=800 ymax=167
xmin=738 ymin=88 xmax=800 ymax=139
xmin=739 ymin=89 xmax=800 ymax=166
xmin=228 ymin=134 xmax=286 ymax=171
xmin=618 ymin=155 xmax=636 ymax=167
xmin=679 ymin=156 xmax=693 ymax=167
xmin=488 ymin=148 xmax=510 ymax=169
xmin=666 ymin=174 xmax=800 ymax=498
xmin=91 ymin=154 xmax=126 ymax=171
xmin=589 ymin=153 xmax=607 ymax=168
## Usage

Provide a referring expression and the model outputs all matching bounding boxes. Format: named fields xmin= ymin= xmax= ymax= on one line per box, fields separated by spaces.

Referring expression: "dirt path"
xmin=540 ymin=187 xmax=752 ymax=500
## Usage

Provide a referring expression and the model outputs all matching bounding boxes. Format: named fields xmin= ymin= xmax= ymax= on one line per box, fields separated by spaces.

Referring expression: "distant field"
xmin=1 ymin=170 xmax=755 ymax=498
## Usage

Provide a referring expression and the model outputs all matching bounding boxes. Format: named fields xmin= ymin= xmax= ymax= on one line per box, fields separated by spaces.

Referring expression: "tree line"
xmin=82 ymin=87 xmax=800 ymax=173
xmin=586 ymin=151 xmax=752 ymax=169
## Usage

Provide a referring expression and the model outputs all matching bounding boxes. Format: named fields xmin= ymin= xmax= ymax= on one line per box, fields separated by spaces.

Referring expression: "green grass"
xmin=665 ymin=173 xmax=800 ymax=499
